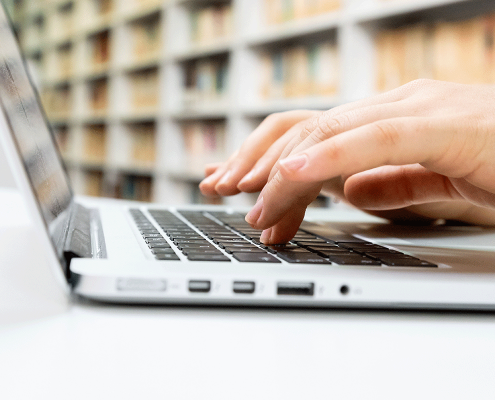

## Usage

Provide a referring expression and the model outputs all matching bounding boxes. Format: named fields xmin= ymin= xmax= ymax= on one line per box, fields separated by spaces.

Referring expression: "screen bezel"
xmin=0 ymin=3 xmax=75 ymax=277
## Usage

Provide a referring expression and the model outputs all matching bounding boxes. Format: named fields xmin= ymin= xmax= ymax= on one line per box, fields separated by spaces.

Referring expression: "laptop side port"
xmin=277 ymin=282 xmax=314 ymax=296
xmin=188 ymin=280 xmax=211 ymax=293
xmin=233 ymin=281 xmax=255 ymax=294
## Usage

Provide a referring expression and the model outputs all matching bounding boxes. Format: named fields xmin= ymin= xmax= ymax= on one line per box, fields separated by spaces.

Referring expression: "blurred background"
xmin=2 ymin=0 xmax=495 ymax=207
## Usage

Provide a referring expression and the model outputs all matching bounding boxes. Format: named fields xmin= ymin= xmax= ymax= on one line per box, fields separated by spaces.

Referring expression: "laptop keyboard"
xmin=129 ymin=209 xmax=437 ymax=267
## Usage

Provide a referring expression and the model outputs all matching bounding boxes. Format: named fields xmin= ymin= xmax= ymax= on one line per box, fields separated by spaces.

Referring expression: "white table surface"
xmin=1 ymin=188 xmax=495 ymax=400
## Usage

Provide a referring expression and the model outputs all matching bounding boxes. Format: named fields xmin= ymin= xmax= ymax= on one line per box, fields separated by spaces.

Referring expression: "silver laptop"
xmin=2 ymin=4 xmax=495 ymax=309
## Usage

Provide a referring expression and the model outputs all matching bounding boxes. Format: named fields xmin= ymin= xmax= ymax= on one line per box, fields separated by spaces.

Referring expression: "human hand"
xmin=199 ymin=110 xmax=321 ymax=197
xmin=242 ymin=80 xmax=495 ymax=244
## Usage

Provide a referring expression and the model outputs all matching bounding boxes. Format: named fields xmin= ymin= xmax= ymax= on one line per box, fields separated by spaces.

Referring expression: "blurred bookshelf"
xmin=5 ymin=0 xmax=495 ymax=206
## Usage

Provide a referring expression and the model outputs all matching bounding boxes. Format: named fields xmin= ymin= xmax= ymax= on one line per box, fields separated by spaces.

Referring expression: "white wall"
xmin=0 ymin=142 xmax=16 ymax=188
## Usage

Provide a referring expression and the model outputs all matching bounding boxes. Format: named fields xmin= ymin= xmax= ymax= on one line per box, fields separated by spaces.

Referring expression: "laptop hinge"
xmin=63 ymin=203 xmax=93 ymax=268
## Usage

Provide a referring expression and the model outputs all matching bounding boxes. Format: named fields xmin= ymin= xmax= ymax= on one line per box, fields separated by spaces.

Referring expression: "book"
xmin=376 ymin=14 xmax=495 ymax=92
xmin=91 ymin=30 xmax=110 ymax=70
xmin=190 ymin=4 xmax=232 ymax=46
xmin=130 ymin=123 xmax=156 ymax=166
xmin=83 ymin=124 xmax=107 ymax=164
xmin=183 ymin=57 xmax=228 ymax=108
xmin=85 ymin=170 xmax=104 ymax=197
xmin=118 ymin=174 xmax=153 ymax=202
xmin=264 ymin=0 xmax=340 ymax=25
xmin=88 ymin=78 xmax=108 ymax=113
xmin=41 ymin=84 xmax=72 ymax=118
xmin=129 ymin=68 xmax=159 ymax=110
xmin=58 ymin=43 xmax=72 ymax=79
xmin=260 ymin=40 xmax=339 ymax=99
xmin=182 ymin=121 xmax=225 ymax=170
xmin=132 ymin=16 xmax=161 ymax=62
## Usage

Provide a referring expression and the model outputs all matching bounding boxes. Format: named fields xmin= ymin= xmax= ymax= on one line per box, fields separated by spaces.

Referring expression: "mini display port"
xmin=277 ymin=282 xmax=314 ymax=296
xmin=233 ymin=281 xmax=255 ymax=294
xmin=188 ymin=280 xmax=211 ymax=293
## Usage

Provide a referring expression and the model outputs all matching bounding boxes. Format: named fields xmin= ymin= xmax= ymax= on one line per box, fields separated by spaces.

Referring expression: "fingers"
xmin=245 ymin=171 xmax=322 ymax=241
xmin=199 ymin=110 xmax=318 ymax=197
xmin=344 ymin=165 xmax=463 ymax=210
xmin=237 ymin=120 xmax=307 ymax=193
xmin=278 ymin=116 xmax=478 ymax=183
xmin=204 ymin=163 xmax=222 ymax=177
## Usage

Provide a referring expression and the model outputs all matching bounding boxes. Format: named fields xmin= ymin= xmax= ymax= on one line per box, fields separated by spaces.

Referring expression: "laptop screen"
xmin=0 ymin=5 xmax=73 ymax=262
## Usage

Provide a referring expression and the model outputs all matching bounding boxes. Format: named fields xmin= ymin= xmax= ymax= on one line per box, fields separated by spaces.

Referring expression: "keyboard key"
xmin=223 ymin=247 xmax=267 ymax=254
xmin=155 ymin=254 xmax=181 ymax=261
xmin=380 ymin=258 xmax=437 ymax=267
xmin=294 ymin=240 xmax=331 ymax=247
xmin=276 ymin=253 xmax=331 ymax=264
xmin=221 ymin=243 xmax=259 ymax=250
xmin=232 ymin=252 xmax=281 ymax=263
xmin=187 ymin=254 xmax=231 ymax=262
xmin=151 ymin=248 xmax=177 ymax=254
xmin=181 ymin=249 xmax=223 ymax=256
xmin=173 ymin=239 xmax=210 ymax=244
xmin=145 ymin=238 xmax=169 ymax=243
xmin=148 ymin=243 xmax=172 ymax=249
xmin=178 ymin=244 xmax=216 ymax=250
xmin=142 ymin=233 xmax=163 ymax=238
xmin=326 ymin=255 xmax=381 ymax=266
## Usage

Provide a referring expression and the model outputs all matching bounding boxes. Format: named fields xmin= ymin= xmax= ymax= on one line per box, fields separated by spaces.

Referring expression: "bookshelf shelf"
xmin=7 ymin=0 xmax=495 ymax=205
xmin=171 ymin=110 xmax=229 ymax=120
xmin=171 ymin=42 xmax=232 ymax=61
xmin=352 ymin=0 xmax=471 ymax=23
xmin=241 ymin=96 xmax=341 ymax=117
xmin=244 ymin=13 xmax=342 ymax=47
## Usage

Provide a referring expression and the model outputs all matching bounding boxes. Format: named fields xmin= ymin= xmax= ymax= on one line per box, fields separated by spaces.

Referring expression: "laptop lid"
xmin=0 ymin=3 xmax=74 ymax=280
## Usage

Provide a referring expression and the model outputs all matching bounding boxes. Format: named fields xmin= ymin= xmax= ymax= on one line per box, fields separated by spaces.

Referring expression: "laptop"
xmin=2 ymin=4 xmax=495 ymax=309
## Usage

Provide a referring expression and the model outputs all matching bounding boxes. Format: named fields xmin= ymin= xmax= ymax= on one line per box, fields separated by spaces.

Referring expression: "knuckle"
xmin=402 ymin=78 xmax=435 ymax=93
xmin=372 ymin=120 xmax=401 ymax=148
xmin=300 ymin=112 xmax=352 ymax=144
xmin=299 ymin=116 xmax=320 ymax=142
xmin=263 ymin=112 xmax=286 ymax=126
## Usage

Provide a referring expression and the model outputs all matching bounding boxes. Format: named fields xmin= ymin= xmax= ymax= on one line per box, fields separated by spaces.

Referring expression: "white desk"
xmin=1 ymin=188 xmax=495 ymax=400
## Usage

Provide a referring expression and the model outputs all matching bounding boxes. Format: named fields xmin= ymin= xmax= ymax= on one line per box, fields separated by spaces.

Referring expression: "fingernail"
xmin=238 ymin=170 xmax=255 ymax=186
xmin=200 ymin=175 xmax=214 ymax=186
xmin=245 ymin=196 xmax=264 ymax=225
xmin=217 ymin=170 xmax=232 ymax=186
xmin=260 ymin=228 xmax=272 ymax=244
xmin=279 ymin=154 xmax=308 ymax=172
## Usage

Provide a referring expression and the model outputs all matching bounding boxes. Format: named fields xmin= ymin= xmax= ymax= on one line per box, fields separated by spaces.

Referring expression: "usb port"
xmin=188 ymin=280 xmax=211 ymax=293
xmin=233 ymin=281 xmax=255 ymax=294
xmin=277 ymin=282 xmax=314 ymax=296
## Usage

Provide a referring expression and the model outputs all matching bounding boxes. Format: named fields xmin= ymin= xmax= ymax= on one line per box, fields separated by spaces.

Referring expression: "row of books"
xmin=58 ymin=123 xmax=156 ymax=169
xmin=131 ymin=16 xmax=162 ymax=62
xmin=182 ymin=122 xmax=226 ymax=169
xmin=91 ymin=31 xmax=111 ymax=71
xmin=183 ymin=58 xmax=228 ymax=107
xmin=42 ymin=85 xmax=72 ymax=118
xmin=84 ymin=125 xmax=107 ymax=164
xmin=117 ymin=174 xmax=153 ymax=202
xmin=45 ymin=2 xmax=74 ymax=42
xmin=264 ymin=0 xmax=341 ymax=25
xmin=85 ymin=170 xmax=105 ymax=197
xmin=130 ymin=123 xmax=156 ymax=166
xmin=190 ymin=4 xmax=233 ymax=45
xmin=84 ymin=171 xmax=153 ymax=201
xmin=129 ymin=68 xmax=160 ymax=110
xmin=44 ymin=44 xmax=73 ymax=81
xmin=88 ymin=79 xmax=108 ymax=112
xmin=376 ymin=14 xmax=495 ymax=92
xmin=260 ymin=40 xmax=339 ymax=99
